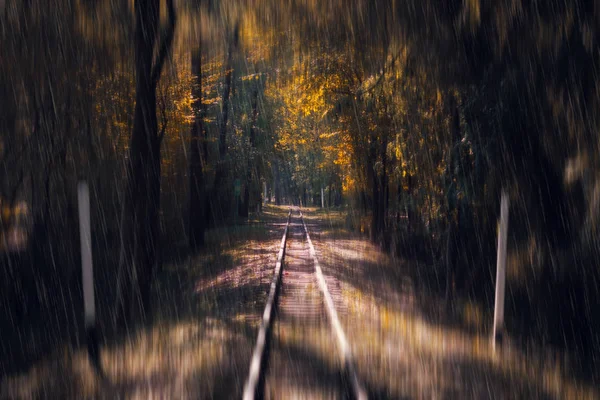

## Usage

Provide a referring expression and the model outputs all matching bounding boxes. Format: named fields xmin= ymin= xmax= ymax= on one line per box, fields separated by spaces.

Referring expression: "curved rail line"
xmin=243 ymin=208 xmax=367 ymax=400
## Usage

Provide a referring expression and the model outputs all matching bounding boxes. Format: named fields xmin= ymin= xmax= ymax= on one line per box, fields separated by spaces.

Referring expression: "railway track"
xmin=243 ymin=208 xmax=367 ymax=400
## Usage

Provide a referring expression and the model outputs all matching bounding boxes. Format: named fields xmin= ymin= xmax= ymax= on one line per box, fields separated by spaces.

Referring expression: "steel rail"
xmin=300 ymin=210 xmax=368 ymax=400
xmin=243 ymin=208 xmax=292 ymax=400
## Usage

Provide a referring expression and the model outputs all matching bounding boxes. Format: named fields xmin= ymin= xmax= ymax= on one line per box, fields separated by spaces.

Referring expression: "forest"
xmin=1 ymin=0 xmax=599 ymax=398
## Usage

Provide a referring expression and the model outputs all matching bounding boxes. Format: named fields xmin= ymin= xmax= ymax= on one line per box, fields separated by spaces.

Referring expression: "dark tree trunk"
xmin=274 ymin=164 xmax=282 ymax=205
xmin=445 ymin=92 xmax=461 ymax=305
xmin=369 ymin=132 xmax=383 ymax=241
xmin=218 ymin=42 xmax=234 ymax=160
xmin=360 ymin=189 xmax=368 ymax=214
xmin=211 ymin=22 xmax=239 ymax=222
xmin=189 ymin=47 xmax=206 ymax=249
xmin=302 ymin=186 xmax=307 ymax=207
xmin=379 ymin=134 xmax=388 ymax=240
xmin=117 ymin=0 xmax=175 ymax=324
xmin=396 ymin=178 xmax=403 ymax=223
xmin=240 ymin=88 xmax=259 ymax=218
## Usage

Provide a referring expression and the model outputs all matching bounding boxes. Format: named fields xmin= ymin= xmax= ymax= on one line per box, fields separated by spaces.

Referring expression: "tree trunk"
xmin=211 ymin=22 xmax=239 ymax=222
xmin=117 ymin=0 xmax=175 ymax=325
xmin=240 ymin=88 xmax=259 ymax=218
xmin=274 ymin=164 xmax=281 ymax=205
xmin=369 ymin=132 xmax=382 ymax=241
xmin=189 ymin=46 xmax=206 ymax=249
xmin=445 ymin=92 xmax=461 ymax=306
xmin=360 ymin=189 xmax=368 ymax=214
xmin=302 ymin=186 xmax=307 ymax=207
xmin=379 ymin=134 xmax=388 ymax=241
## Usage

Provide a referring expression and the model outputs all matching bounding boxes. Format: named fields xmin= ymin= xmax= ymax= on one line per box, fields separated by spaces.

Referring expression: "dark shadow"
xmin=0 ymin=207 xmax=288 ymax=384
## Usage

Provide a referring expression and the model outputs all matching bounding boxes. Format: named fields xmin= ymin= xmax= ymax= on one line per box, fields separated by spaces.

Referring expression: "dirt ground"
xmin=1 ymin=205 xmax=289 ymax=399
xmin=302 ymin=207 xmax=599 ymax=399
xmin=2 ymin=205 xmax=598 ymax=399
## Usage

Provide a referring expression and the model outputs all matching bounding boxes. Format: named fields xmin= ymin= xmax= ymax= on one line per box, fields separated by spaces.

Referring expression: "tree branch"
xmin=358 ymin=52 xmax=401 ymax=96
xmin=151 ymin=0 xmax=177 ymax=86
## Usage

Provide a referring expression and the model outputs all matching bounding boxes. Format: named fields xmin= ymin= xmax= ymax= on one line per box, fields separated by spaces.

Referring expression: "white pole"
xmin=78 ymin=181 xmax=95 ymax=327
xmin=263 ymin=181 xmax=267 ymax=204
xmin=493 ymin=190 xmax=509 ymax=348
xmin=321 ymin=187 xmax=325 ymax=208
xmin=78 ymin=181 xmax=103 ymax=373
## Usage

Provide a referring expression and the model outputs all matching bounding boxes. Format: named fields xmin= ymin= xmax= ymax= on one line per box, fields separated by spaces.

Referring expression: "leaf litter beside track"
xmin=1 ymin=205 xmax=290 ymax=399
xmin=302 ymin=207 xmax=599 ymax=400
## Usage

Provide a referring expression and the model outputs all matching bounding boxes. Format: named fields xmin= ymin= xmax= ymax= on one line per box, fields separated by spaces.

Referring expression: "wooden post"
xmin=78 ymin=181 xmax=101 ymax=372
xmin=263 ymin=181 xmax=267 ymax=204
xmin=321 ymin=187 xmax=325 ymax=208
xmin=493 ymin=190 xmax=509 ymax=348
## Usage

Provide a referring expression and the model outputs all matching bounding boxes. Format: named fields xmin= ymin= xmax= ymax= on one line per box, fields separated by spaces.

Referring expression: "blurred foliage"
xmin=1 ymin=0 xmax=599 ymax=381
